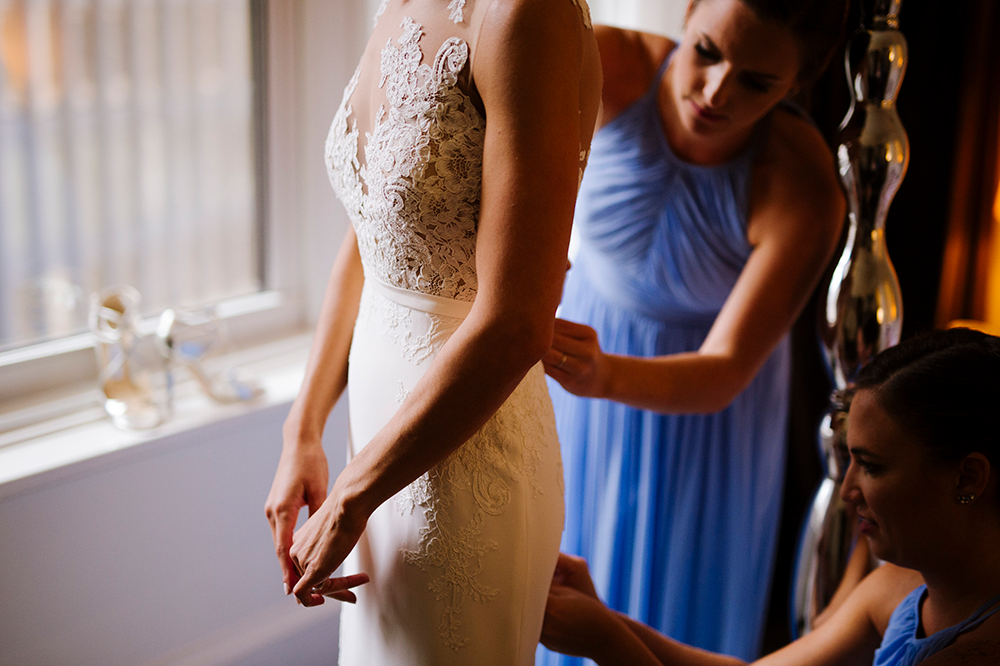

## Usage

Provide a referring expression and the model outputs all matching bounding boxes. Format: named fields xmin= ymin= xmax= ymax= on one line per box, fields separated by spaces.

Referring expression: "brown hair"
xmin=689 ymin=0 xmax=850 ymax=83
xmin=854 ymin=328 xmax=1000 ymax=465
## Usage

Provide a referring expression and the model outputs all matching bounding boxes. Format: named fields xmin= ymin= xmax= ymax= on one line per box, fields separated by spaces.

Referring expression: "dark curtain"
xmin=935 ymin=1 xmax=1000 ymax=326
xmin=763 ymin=0 xmax=992 ymax=651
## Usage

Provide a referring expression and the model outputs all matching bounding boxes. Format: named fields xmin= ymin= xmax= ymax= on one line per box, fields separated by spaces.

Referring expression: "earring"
xmin=957 ymin=493 xmax=976 ymax=505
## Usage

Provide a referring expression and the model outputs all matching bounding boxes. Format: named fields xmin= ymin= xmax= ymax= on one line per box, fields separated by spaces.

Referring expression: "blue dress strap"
xmin=952 ymin=589 xmax=1000 ymax=633
xmin=875 ymin=585 xmax=1000 ymax=666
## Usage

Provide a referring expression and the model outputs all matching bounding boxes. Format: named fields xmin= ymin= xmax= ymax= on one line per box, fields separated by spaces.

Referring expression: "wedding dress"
xmin=323 ymin=0 xmax=592 ymax=662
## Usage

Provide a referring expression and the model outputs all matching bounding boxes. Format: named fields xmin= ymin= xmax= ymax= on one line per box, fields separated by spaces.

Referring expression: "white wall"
xmin=590 ymin=0 xmax=687 ymax=39
xmin=0 ymin=400 xmax=351 ymax=666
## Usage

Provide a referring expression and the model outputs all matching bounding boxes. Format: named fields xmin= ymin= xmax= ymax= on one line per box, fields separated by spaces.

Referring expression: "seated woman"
xmin=540 ymin=328 xmax=1000 ymax=666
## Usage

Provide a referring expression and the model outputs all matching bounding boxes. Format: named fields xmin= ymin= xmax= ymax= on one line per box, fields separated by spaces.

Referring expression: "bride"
xmin=264 ymin=0 xmax=601 ymax=662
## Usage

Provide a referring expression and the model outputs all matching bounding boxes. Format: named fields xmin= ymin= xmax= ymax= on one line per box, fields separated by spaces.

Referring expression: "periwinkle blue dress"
xmin=538 ymin=55 xmax=790 ymax=664
xmin=874 ymin=585 xmax=1000 ymax=666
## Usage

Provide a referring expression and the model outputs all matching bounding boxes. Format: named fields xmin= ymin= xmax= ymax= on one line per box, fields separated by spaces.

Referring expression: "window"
xmin=0 ymin=0 xmax=317 ymax=416
xmin=0 ymin=0 xmax=262 ymax=353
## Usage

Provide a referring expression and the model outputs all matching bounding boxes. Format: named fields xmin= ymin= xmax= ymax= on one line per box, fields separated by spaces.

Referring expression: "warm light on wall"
xmin=948 ymin=162 xmax=1000 ymax=336
xmin=986 ymin=178 xmax=1000 ymax=327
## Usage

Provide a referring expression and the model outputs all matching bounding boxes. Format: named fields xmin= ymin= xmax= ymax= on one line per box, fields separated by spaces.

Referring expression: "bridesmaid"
xmin=541 ymin=328 xmax=1000 ymax=666
xmin=539 ymin=0 xmax=847 ymax=660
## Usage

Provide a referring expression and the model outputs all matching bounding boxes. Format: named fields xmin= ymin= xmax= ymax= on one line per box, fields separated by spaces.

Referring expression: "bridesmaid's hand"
xmin=541 ymin=575 xmax=617 ymax=660
xmin=552 ymin=553 xmax=599 ymax=599
xmin=543 ymin=318 xmax=610 ymax=398
xmin=288 ymin=482 xmax=370 ymax=607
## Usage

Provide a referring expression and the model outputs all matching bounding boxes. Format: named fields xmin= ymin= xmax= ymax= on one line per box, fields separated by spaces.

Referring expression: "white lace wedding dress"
xmin=324 ymin=0 xmax=592 ymax=663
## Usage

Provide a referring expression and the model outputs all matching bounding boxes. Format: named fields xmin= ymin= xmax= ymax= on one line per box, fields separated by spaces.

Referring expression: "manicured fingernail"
xmin=284 ymin=583 xmax=290 ymax=595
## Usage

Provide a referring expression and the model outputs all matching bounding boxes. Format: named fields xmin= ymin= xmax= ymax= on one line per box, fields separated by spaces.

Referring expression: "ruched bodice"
xmin=573 ymin=61 xmax=759 ymax=326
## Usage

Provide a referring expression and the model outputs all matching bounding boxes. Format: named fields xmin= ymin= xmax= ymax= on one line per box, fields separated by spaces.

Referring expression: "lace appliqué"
xmin=572 ymin=0 xmax=593 ymax=29
xmin=394 ymin=364 xmax=554 ymax=650
xmin=325 ymin=18 xmax=485 ymax=303
xmin=447 ymin=0 xmax=466 ymax=23
xmin=324 ymin=67 xmax=363 ymax=221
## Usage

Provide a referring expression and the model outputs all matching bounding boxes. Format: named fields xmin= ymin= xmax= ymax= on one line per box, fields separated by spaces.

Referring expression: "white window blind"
xmin=0 ymin=0 xmax=261 ymax=354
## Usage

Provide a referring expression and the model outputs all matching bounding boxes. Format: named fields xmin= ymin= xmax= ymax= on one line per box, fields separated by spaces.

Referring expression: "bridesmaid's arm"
xmin=286 ymin=0 xmax=601 ymax=605
xmin=544 ymin=113 xmax=844 ymax=414
xmin=541 ymin=555 xmax=909 ymax=666
xmin=592 ymin=26 xmax=674 ymax=129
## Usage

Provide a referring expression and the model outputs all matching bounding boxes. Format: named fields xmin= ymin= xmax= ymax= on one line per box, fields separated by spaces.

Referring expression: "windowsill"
xmin=0 ymin=333 xmax=313 ymax=500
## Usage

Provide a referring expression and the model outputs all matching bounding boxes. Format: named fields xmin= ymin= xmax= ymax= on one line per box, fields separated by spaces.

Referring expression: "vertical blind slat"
xmin=0 ymin=0 xmax=258 ymax=353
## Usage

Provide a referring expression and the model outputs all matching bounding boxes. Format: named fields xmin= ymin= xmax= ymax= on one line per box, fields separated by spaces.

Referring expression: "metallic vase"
xmin=791 ymin=0 xmax=906 ymax=638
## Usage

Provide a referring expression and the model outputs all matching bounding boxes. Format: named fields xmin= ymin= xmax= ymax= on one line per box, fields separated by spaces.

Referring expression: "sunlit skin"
xmin=661 ymin=0 xmax=801 ymax=164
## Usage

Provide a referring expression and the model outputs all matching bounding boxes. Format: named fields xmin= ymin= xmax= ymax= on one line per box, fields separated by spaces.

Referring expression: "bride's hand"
xmin=264 ymin=427 xmax=330 ymax=600
xmin=543 ymin=318 xmax=610 ymax=398
xmin=289 ymin=482 xmax=370 ymax=607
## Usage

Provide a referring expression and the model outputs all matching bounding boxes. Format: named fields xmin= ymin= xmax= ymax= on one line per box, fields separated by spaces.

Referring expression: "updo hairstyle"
xmin=854 ymin=328 xmax=1000 ymax=466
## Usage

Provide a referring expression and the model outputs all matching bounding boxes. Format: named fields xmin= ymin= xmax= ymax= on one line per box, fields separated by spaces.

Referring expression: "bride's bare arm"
xmin=287 ymin=0 xmax=599 ymax=605
xmin=265 ymin=228 xmax=364 ymax=600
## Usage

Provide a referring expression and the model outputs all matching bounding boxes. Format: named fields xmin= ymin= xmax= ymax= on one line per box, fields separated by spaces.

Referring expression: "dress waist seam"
xmin=368 ymin=274 xmax=474 ymax=319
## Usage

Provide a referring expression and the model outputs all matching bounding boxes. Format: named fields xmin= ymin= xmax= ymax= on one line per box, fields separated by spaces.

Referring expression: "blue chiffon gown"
xmin=538 ymin=56 xmax=790 ymax=664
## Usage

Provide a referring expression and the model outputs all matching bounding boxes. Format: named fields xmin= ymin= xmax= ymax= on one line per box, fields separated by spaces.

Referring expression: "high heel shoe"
xmin=156 ymin=307 xmax=264 ymax=404
xmin=89 ymin=286 xmax=167 ymax=430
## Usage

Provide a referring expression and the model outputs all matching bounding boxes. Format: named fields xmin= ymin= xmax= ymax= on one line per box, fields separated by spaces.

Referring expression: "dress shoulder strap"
xmin=956 ymin=590 xmax=1000 ymax=633
xmin=645 ymin=47 xmax=674 ymax=99
xmin=910 ymin=589 xmax=1000 ymax=665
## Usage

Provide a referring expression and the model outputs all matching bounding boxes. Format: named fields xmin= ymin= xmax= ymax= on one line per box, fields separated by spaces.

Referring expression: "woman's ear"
xmin=955 ymin=452 xmax=991 ymax=503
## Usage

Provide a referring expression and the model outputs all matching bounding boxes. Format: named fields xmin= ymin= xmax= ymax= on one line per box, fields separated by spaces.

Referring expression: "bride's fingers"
xmin=311 ymin=573 xmax=371 ymax=596
xmin=295 ymin=572 xmax=370 ymax=606
xmin=326 ymin=589 xmax=358 ymax=603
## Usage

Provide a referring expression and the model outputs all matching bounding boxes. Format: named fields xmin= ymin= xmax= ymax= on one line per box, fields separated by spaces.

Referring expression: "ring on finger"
xmin=556 ymin=352 xmax=568 ymax=370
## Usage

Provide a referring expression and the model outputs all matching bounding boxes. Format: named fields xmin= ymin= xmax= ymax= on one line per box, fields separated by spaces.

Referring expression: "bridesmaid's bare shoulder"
xmin=594 ymin=25 xmax=675 ymax=126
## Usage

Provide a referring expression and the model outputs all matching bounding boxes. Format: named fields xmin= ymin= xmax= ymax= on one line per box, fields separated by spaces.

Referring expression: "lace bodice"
xmin=325 ymin=14 xmax=486 ymax=301
xmin=325 ymin=0 xmax=592 ymax=302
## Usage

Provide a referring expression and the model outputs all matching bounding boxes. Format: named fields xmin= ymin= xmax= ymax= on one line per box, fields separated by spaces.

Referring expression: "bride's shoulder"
xmin=469 ymin=0 xmax=594 ymax=41
xmin=467 ymin=0 xmax=599 ymax=82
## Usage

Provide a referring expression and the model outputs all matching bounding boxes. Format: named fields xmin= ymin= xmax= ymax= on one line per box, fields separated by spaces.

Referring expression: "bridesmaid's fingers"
xmin=542 ymin=347 xmax=569 ymax=368
xmin=544 ymin=357 xmax=581 ymax=386
xmin=553 ymin=318 xmax=597 ymax=340
xmin=543 ymin=350 xmax=581 ymax=379
xmin=551 ymin=324 xmax=597 ymax=353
